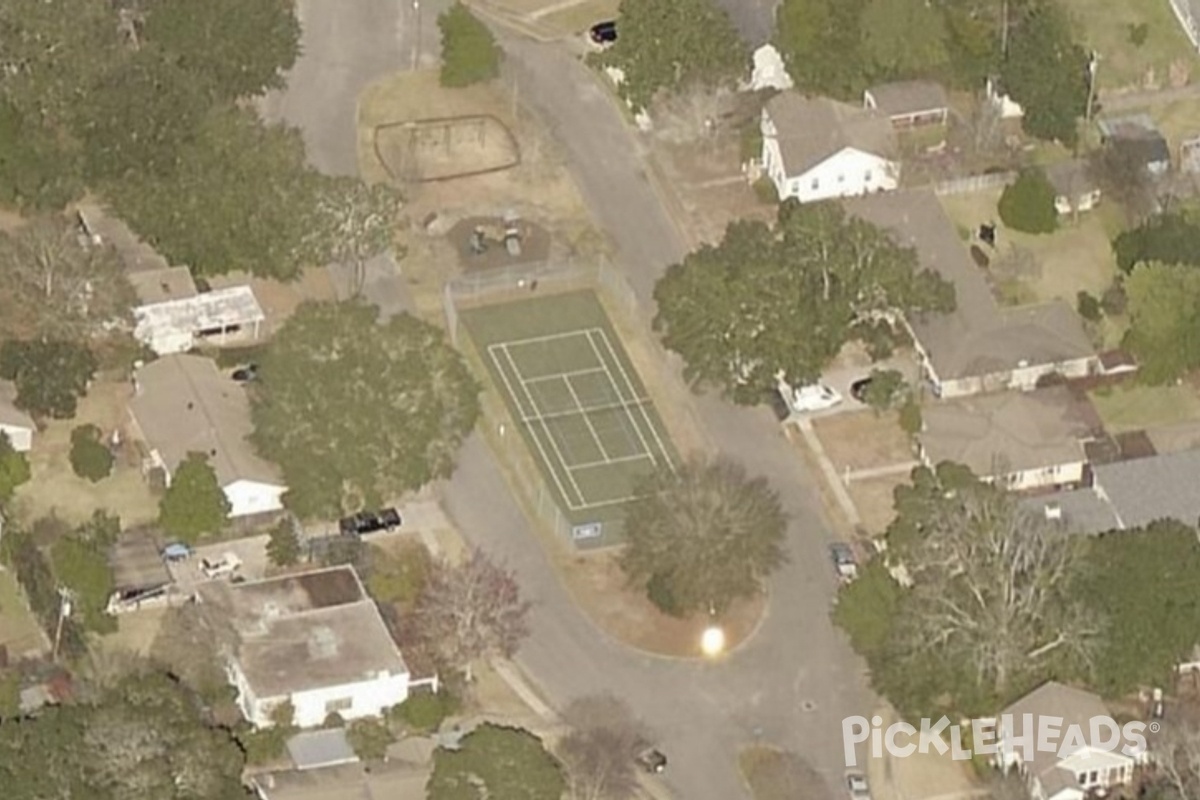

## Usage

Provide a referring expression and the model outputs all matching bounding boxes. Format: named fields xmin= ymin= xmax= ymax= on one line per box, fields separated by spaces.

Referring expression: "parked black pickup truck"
xmin=338 ymin=507 xmax=402 ymax=536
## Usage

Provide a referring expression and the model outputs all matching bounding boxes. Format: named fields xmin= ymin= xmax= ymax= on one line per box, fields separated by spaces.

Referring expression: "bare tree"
xmin=309 ymin=177 xmax=403 ymax=297
xmin=1087 ymin=142 xmax=1156 ymax=224
xmin=414 ymin=547 xmax=531 ymax=681
xmin=903 ymin=483 xmax=1097 ymax=695
xmin=1154 ymin=718 xmax=1200 ymax=800
xmin=0 ymin=216 xmax=136 ymax=340
xmin=558 ymin=695 xmax=649 ymax=800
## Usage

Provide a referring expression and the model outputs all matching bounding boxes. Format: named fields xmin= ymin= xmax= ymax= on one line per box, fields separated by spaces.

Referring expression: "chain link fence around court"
xmin=443 ymin=259 xmax=712 ymax=547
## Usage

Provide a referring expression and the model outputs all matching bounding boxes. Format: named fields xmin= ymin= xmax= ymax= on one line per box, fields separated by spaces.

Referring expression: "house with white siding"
xmin=844 ymin=190 xmax=1098 ymax=399
xmin=199 ymin=566 xmax=416 ymax=729
xmin=760 ymin=92 xmax=899 ymax=203
xmin=128 ymin=354 xmax=286 ymax=518
xmin=919 ymin=386 xmax=1094 ymax=491
xmin=0 ymin=380 xmax=35 ymax=453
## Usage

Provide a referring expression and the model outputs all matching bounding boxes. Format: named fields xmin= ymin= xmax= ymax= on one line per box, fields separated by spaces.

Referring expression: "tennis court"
xmin=461 ymin=290 xmax=676 ymax=536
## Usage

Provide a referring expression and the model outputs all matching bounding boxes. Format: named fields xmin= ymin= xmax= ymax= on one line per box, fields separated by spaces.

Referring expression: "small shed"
xmin=1097 ymin=114 xmax=1171 ymax=176
xmin=1044 ymin=160 xmax=1101 ymax=215
xmin=863 ymin=81 xmax=949 ymax=129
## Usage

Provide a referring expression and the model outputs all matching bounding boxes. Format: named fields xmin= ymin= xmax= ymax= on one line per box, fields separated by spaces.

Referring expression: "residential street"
xmin=444 ymin=32 xmax=876 ymax=800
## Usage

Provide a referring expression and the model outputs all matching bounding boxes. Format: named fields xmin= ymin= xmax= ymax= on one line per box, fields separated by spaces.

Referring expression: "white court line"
xmin=522 ymin=366 xmax=608 ymax=384
xmin=522 ymin=396 xmax=652 ymax=423
xmin=562 ymin=374 xmax=613 ymax=461
xmin=496 ymin=328 xmax=600 ymax=348
xmin=587 ymin=330 xmax=675 ymax=471
xmin=567 ymin=453 xmax=654 ymax=471
xmin=487 ymin=343 xmax=586 ymax=509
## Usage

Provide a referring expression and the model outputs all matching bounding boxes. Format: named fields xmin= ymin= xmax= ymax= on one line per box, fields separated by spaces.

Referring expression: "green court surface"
xmin=460 ymin=290 xmax=676 ymax=542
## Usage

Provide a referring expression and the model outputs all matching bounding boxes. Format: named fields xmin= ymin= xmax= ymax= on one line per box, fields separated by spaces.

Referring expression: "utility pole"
xmin=1085 ymin=51 xmax=1099 ymax=124
xmin=52 ymin=588 xmax=72 ymax=661
xmin=411 ymin=0 xmax=422 ymax=71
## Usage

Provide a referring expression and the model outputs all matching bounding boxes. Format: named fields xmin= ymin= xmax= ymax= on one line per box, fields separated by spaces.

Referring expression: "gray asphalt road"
xmin=258 ymin=0 xmax=451 ymax=176
xmin=444 ymin=33 xmax=875 ymax=800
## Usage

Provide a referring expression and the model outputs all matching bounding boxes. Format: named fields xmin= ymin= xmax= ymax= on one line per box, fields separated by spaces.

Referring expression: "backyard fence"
xmin=931 ymin=171 xmax=1017 ymax=196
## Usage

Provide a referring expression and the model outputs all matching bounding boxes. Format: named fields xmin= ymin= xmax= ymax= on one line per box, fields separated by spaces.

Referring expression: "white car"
xmin=779 ymin=382 xmax=843 ymax=413
xmin=847 ymin=773 xmax=871 ymax=800
xmin=200 ymin=552 xmax=243 ymax=580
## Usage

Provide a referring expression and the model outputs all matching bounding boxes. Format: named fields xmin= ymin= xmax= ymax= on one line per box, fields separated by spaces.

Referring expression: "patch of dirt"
xmin=448 ymin=216 xmax=551 ymax=271
xmin=204 ymin=266 xmax=337 ymax=337
xmin=374 ymin=115 xmax=519 ymax=182
xmin=846 ymin=474 xmax=911 ymax=536
xmin=12 ymin=380 xmax=160 ymax=528
xmin=557 ymin=549 xmax=766 ymax=658
xmin=653 ymin=138 xmax=773 ymax=246
xmin=811 ymin=411 xmax=916 ymax=473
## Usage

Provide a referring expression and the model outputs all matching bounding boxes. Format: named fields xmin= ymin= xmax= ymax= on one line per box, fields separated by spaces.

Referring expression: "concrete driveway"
xmin=444 ymin=31 xmax=877 ymax=800
xmin=258 ymin=0 xmax=452 ymax=176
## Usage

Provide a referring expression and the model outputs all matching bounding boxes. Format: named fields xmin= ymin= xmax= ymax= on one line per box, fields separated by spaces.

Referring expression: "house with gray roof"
xmin=760 ymin=93 xmax=899 ymax=204
xmin=1024 ymin=449 xmax=1200 ymax=534
xmin=993 ymin=682 xmax=1143 ymax=800
xmin=844 ymin=190 xmax=1098 ymax=399
xmin=128 ymin=354 xmax=286 ymax=518
xmin=863 ymin=81 xmax=949 ymax=129
xmin=919 ymin=386 xmax=1094 ymax=491
xmin=199 ymin=565 xmax=415 ymax=729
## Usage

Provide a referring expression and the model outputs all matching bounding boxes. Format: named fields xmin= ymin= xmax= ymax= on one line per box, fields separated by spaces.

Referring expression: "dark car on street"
xmin=232 ymin=364 xmax=259 ymax=383
xmin=338 ymin=508 xmax=403 ymax=537
xmin=589 ymin=20 xmax=617 ymax=44
xmin=636 ymin=747 xmax=667 ymax=774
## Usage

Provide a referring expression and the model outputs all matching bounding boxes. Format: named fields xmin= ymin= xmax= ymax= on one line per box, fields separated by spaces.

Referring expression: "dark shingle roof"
xmin=1094 ymin=450 xmax=1200 ymax=529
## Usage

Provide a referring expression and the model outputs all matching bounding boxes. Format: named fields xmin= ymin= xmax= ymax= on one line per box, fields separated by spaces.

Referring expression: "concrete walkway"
xmin=844 ymin=461 xmax=920 ymax=482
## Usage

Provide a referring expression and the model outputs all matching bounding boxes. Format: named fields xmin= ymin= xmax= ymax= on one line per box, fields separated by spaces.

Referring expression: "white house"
xmin=199 ymin=566 xmax=415 ymax=729
xmin=993 ymin=682 xmax=1143 ymax=800
xmin=130 ymin=266 xmax=265 ymax=356
xmin=844 ymin=190 xmax=1098 ymax=399
xmin=0 ymin=380 xmax=35 ymax=453
xmin=919 ymin=385 xmax=1093 ymax=491
xmin=760 ymin=92 xmax=899 ymax=203
xmin=128 ymin=354 xmax=287 ymax=518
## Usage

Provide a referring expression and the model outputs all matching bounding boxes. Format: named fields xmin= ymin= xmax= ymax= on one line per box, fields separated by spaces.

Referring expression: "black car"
xmin=766 ymin=388 xmax=791 ymax=421
xmin=636 ymin=748 xmax=667 ymax=774
xmin=232 ymin=364 xmax=259 ymax=382
xmin=850 ymin=377 xmax=872 ymax=403
xmin=589 ymin=20 xmax=617 ymax=44
xmin=338 ymin=507 xmax=403 ymax=537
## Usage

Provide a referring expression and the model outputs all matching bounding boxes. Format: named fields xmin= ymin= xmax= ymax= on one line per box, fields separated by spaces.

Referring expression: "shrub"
xmin=1076 ymin=291 xmax=1102 ymax=322
xmin=753 ymin=176 xmax=778 ymax=205
xmin=322 ymin=712 xmax=345 ymax=728
xmin=346 ymin=718 xmax=395 ymax=761
xmin=69 ymin=424 xmax=113 ymax=482
xmin=1128 ymin=23 xmax=1149 ymax=47
xmin=998 ymin=168 xmax=1058 ymax=234
xmin=646 ymin=571 xmax=685 ymax=617
xmin=1101 ymin=281 xmax=1128 ymax=316
xmin=394 ymin=690 xmax=459 ymax=733
xmin=898 ymin=399 xmax=923 ymax=436
xmin=438 ymin=3 xmax=502 ymax=88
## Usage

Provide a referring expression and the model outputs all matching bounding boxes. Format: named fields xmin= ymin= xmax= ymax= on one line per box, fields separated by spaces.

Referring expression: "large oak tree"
xmin=621 ymin=457 xmax=787 ymax=615
xmin=597 ymin=0 xmax=747 ymax=112
xmin=653 ymin=199 xmax=953 ymax=404
xmin=250 ymin=302 xmax=480 ymax=518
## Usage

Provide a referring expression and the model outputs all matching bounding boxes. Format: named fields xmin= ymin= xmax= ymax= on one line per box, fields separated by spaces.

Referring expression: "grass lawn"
xmin=938 ymin=188 xmax=1119 ymax=304
xmin=538 ymin=0 xmax=619 ymax=35
xmin=1089 ymin=382 xmax=1200 ymax=433
xmin=0 ymin=570 xmax=46 ymax=658
xmin=1061 ymin=0 xmax=1197 ymax=91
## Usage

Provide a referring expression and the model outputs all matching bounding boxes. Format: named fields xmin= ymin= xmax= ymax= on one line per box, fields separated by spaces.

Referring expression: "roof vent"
xmin=1044 ymin=502 xmax=1062 ymax=521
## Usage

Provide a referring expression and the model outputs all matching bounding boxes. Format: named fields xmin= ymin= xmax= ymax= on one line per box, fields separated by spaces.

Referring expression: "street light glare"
xmin=701 ymin=625 xmax=726 ymax=657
